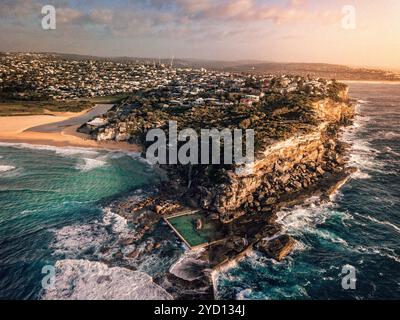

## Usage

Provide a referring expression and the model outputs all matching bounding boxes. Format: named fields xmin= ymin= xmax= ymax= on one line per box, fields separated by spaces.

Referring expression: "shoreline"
xmin=339 ymin=79 xmax=400 ymax=85
xmin=0 ymin=107 xmax=141 ymax=153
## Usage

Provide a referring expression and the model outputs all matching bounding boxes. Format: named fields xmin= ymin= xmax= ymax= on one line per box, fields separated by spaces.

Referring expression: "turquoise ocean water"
xmin=0 ymin=145 xmax=161 ymax=299
xmin=0 ymin=83 xmax=399 ymax=299
xmin=216 ymin=83 xmax=400 ymax=299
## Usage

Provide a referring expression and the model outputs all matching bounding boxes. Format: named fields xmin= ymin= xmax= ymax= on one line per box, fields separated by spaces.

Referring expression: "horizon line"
xmin=2 ymin=50 xmax=398 ymax=72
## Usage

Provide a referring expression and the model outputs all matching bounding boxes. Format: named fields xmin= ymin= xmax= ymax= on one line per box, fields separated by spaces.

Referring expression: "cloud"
xmin=0 ymin=0 xmax=41 ymax=21
xmin=57 ymin=7 xmax=82 ymax=24
xmin=0 ymin=0 xmax=336 ymax=40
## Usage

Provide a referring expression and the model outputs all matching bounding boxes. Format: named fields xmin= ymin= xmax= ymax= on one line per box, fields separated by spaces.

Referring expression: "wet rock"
xmin=316 ymin=166 xmax=325 ymax=176
xmin=255 ymin=234 xmax=296 ymax=261
xmin=293 ymin=181 xmax=303 ymax=190
xmin=195 ymin=218 xmax=203 ymax=230
xmin=153 ymin=201 xmax=181 ymax=215
xmin=280 ymin=174 xmax=291 ymax=184
xmin=97 ymin=275 xmax=111 ymax=284
xmin=97 ymin=128 xmax=116 ymax=141
xmin=116 ymin=132 xmax=131 ymax=141
xmin=145 ymin=241 xmax=155 ymax=253
xmin=126 ymin=250 xmax=140 ymax=259
xmin=265 ymin=197 xmax=277 ymax=205
xmin=256 ymin=225 xmax=282 ymax=239
xmin=119 ymin=237 xmax=136 ymax=246
xmin=114 ymin=251 xmax=123 ymax=260
xmin=154 ymin=205 xmax=163 ymax=215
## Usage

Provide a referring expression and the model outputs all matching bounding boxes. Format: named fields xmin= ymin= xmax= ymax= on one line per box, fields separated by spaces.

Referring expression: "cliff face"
xmin=197 ymin=94 xmax=354 ymax=223
xmin=79 ymin=79 xmax=354 ymax=226
xmin=73 ymin=77 xmax=356 ymax=296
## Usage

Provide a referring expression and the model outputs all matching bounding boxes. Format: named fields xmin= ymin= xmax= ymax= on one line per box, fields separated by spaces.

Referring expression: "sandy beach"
xmin=0 ymin=107 xmax=141 ymax=152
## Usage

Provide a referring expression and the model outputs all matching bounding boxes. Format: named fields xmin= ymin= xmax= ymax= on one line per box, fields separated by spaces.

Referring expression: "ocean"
xmin=0 ymin=83 xmax=399 ymax=299
xmin=216 ymin=83 xmax=400 ymax=300
xmin=0 ymin=145 xmax=165 ymax=299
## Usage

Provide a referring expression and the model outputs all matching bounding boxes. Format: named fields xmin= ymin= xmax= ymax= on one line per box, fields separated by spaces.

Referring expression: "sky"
xmin=1 ymin=0 xmax=399 ymax=69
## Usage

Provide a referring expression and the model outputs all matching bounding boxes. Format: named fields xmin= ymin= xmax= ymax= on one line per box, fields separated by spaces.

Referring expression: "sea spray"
xmin=0 ymin=165 xmax=15 ymax=172
xmin=0 ymin=143 xmax=161 ymax=299
xmin=41 ymin=259 xmax=172 ymax=300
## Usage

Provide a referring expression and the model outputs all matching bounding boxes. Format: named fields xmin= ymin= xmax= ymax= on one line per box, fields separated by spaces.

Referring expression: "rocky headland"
xmin=79 ymin=73 xmax=355 ymax=299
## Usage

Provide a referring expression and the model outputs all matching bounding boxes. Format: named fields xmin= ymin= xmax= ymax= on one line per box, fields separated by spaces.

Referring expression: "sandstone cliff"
xmin=193 ymin=93 xmax=354 ymax=223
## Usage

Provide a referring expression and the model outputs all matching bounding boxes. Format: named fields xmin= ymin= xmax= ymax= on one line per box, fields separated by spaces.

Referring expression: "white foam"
xmin=41 ymin=259 xmax=172 ymax=300
xmin=353 ymin=212 xmax=400 ymax=234
xmin=351 ymin=245 xmax=400 ymax=263
xmin=51 ymin=207 xmax=133 ymax=259
xmin=313 ymin=229 xmax=349 ymax=246
xmin=103 ymin=150 xmax=139 ymax=160
xmin=169 ymin=248 xmax=208 ymax=281
xmin=276 ymin=198 xmax=351 ymax=248
xmin=340 ymin=107 xmax=384 ymax=178
xmin=351 ymin=169 xmax=372 ymax=180
xmin=51 ymin=223 xmax=110 ymax=257
xmin=75 ymin=157 xmax=107 ymax=172
xmin=102 ymin=207 xmax=131 ymax=236
xmin=236 ymin=288 xmax=253 ymax=300
xmin=276 ymin=197 xmax=330 ymax=234
xmin=0 ymin=142 xmax=100 ymax=156
xmin=384 ymin=147 xmax=400 ymax=157
xmin=380 ymin=131 xmax=400 ymax=140
xmin=0 ymin=165 xmax=15 ymax=172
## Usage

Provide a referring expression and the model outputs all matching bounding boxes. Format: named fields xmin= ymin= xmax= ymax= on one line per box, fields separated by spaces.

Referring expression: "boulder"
xmin=255 ymin=234 xmax=296 ymax=261
xmin=119 ymin=237 xmax=136 ymax=246
xmin=265 ymin=197 xmax=277 ymax=205
xmin=154 ymin=205 xmax=163 ymax=215
xmin=116 ymin=132 xmax=131 ymax=141
xmin=280 ymin=174 xmax=291 ymax=185
xmin=316 ymin=166 xmax=325 ymax=176
xmin=293 ymin=181 xmax=303 ymax=190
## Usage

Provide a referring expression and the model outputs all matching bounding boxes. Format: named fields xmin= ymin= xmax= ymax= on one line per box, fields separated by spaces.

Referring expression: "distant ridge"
xmin=3 ymin=51 xmax=400 ymax=81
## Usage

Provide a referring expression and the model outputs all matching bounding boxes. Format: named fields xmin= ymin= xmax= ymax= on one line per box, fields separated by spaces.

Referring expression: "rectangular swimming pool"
xmin=166 ymin=212 xmax=225 ymax=248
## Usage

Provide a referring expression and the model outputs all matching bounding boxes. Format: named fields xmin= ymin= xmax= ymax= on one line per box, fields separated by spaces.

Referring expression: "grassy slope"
xmin=0 ymin=94 xmax=128 ymax=116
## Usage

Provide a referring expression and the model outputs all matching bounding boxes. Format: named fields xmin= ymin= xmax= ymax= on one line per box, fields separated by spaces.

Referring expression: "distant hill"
xmin=219 ymin=62 xmax=400 ymax=81
xmin=11 ymin=52 xmax=400 ymax=81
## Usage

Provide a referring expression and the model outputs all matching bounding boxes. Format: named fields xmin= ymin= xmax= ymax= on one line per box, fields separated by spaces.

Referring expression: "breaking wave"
xmin=353 ymin=212 xmax=400 ymax=234
xmin=276 ymin=198 xmax=334 ymax=234
xmin=75 ymin=157 xmax=108 ymax=172
xmin=51 ymin=223 xmax=110 ymax=258
xmin=341 ymin=103 xmax=383 ymax=177
xmin=0 ymin=165 xmax=15 ymax=172
xmin=169 ymin=248 xmax=208 ymax=282
xmin=215 ymin=83 xmax=400 ymax=300
xmin=51 ymin=204 xmax=183 ymax=279
xmin=376 ymin=131 xmax=400 ymax=140
xmin=41 ymin=259 xmax=172 ymax=300
xmin=0 ymin=142 xmax=100 ymax=156
xmin=51 ymin=207 xmax=130 ymax=259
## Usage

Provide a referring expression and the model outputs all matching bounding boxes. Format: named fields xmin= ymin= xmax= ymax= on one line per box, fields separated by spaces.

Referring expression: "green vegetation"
xmin=0 ymin=94 xmax=127 ymax=116
xmin=87 ymin=93 xmax=129 ymax=104
xmin=0 ymin=100 xmax=94 ymax=116
xmin=115 ymin=90 xmax=324 ymax=152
